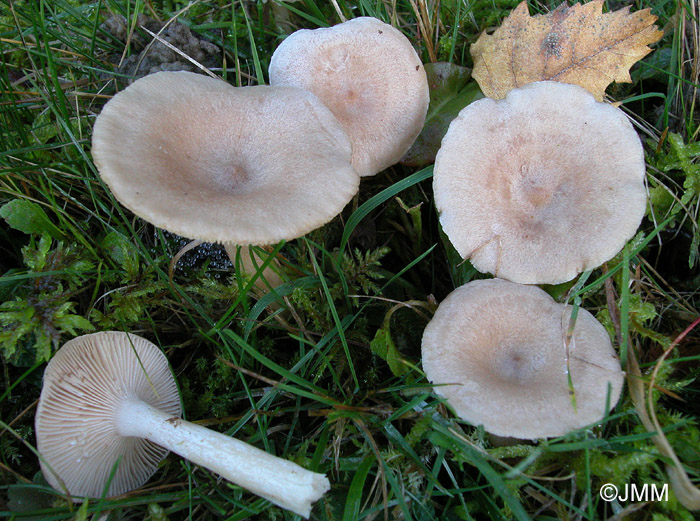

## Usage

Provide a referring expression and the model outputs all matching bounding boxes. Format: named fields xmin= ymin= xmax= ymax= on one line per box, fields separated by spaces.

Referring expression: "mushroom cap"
xmin=92 ymin=71 xmax=359 ymax=245
xmin=36 ymin=332 xmax=181 ymax=498
xmin=421 ymin=278 xmax=624 ymax=439
xmin=433 ymin=81 xmax=647 ymax=284
xmin=269 ymin=17 xmax=429 ymax=177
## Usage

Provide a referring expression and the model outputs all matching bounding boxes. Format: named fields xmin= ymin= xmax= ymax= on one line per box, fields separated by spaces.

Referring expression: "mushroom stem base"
xmin=224 ymin=244 xmax=284 ymax=294
xmin=116 ymin=398 xmax=329 ymax=518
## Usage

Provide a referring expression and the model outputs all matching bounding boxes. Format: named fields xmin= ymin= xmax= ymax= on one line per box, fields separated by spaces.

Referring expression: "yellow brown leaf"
xmin=471 ymin=0 xmax=663 ymax=101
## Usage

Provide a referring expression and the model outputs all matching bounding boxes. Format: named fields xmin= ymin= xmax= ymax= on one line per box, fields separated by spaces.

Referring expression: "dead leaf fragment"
xmin=401 ymin=62 xmax=483 ymax=167
xmin=471 ymin=0 xmax=663 ymax=101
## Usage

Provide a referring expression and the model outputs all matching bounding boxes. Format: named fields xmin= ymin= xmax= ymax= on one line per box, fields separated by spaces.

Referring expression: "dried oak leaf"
xmin=471 ymin=0 xmax=663 ymax=101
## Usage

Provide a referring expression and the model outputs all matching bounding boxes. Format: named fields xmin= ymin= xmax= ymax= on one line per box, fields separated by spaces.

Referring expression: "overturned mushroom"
xmin=422 ymin=278 xmax=624 ymax=439
xmin=92 ymin=71 xmax=359 ymax=246
xmin=36 ymin=332 xmax=329 ymax=518
xmin=433 ymin=81 xmax=647 ymax=284
xmin=269 ymin=17 xmax=430 ymax=177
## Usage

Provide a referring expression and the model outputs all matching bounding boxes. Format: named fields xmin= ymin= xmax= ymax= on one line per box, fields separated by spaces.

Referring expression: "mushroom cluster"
xmin=35 ymin=14 xmax=431 ymax=515
xmin=27 ymin=7 xmax=655 ymax=516
xmin=92 ymin=16 xmax=429 ymax=285
xmin=423 ymin=82 xmax=648 ymax=435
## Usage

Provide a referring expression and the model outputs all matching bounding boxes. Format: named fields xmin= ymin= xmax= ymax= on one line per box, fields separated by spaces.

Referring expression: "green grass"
xmin=1 ymin=0 xmax=699 ymax=520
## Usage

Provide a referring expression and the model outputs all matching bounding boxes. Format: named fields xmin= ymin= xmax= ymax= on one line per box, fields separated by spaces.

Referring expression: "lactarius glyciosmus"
xmin=422 ymin=279 xmax=624 ymax=439
xmin=433 ymin=81 xmax=646 ymax=284
xmin=270 ymin=17 xmax=429 ymax=177
xmin=36 ymin=331 xmax=329 ymax=518
xmin=91 ymin=71 xmax=359 ymax=246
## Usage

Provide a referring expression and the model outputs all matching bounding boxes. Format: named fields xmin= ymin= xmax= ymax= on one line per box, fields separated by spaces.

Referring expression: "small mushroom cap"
xmin=92 ymin=71 xmax=359 ymax=245
xmin=433 ymin=81 xmax=647 ymax=284
xmin=36 ymin=332 xmax=181 ymax=498
xmin=422 ymin=279 xmax=624 ymax=439
xmin=269 ymin=17 xmax=430 ymax=177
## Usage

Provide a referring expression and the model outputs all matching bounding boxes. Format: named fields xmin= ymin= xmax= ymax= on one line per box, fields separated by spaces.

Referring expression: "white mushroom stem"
xmin=116 ymin=397 xmax=329 ymax=518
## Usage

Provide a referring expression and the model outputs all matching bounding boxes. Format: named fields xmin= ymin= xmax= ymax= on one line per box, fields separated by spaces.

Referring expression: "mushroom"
xmin=421 ymin=278 xmax=624 ymax=439
xmin=224 ymin=244 xmax=285 ymax=300
xmin=35 ymin=331 xmax=330 ymax=518
xmin=92 ymin=71 xmax=359 ymax=246
xmin=433 ymin=81 xmax=647 ymax=285
xmin=269 ymin=17 xmax=430 ymax=177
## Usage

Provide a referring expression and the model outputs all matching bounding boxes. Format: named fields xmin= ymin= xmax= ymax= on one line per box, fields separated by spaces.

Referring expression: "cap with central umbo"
xmin=421 ymin=279 xmax=624 ymax=439
xmin=269 ymin=17 xmax=429 ymax=177
xmin=433 ymin=81 xmax=647 ymax=285
xmin=92 ymin=71 xmax=360 ymax=246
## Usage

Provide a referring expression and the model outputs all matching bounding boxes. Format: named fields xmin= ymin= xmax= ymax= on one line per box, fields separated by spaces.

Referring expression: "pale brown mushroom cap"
xmin=92 ymin=71 xmax=359 ymax=245
xmin=35 ymin=332 xmax=181 ymax=498
xmin=269 ymin=17 xmax=430 ymax=177
xmin=422 ymin=279 xmax=624 ymax=439
xmin=433 ymin=81 xmax=647 ymax=285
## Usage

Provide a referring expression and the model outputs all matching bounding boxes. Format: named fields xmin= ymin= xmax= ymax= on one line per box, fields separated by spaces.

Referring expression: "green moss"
xmin=0 ymin=236 xmax=94 ymax=362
